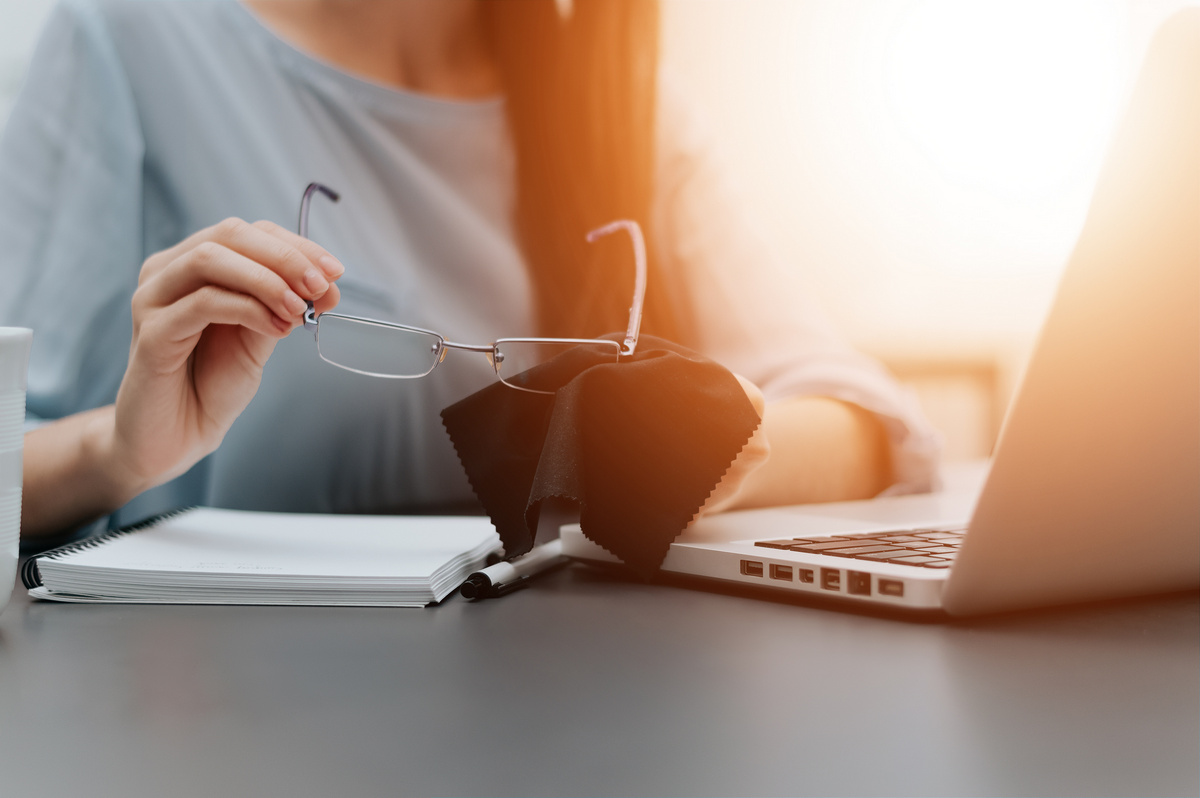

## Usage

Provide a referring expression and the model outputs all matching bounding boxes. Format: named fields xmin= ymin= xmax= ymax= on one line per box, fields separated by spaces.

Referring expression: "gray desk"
xmin=0 ymin=565 xmax=1196 ymax=797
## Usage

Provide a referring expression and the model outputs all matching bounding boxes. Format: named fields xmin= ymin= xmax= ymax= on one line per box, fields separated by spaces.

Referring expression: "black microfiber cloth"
xmin=440 ymin=335 xmax=761 ymax=576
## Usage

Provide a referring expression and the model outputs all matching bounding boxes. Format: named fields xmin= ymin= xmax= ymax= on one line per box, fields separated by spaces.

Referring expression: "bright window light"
xmin=885 ymin=0 xmax=1127 ymax=199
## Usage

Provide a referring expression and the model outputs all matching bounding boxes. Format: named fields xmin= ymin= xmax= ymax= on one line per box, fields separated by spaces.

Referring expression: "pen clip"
xmin=489 ymin=577 xmax=529 ymax=598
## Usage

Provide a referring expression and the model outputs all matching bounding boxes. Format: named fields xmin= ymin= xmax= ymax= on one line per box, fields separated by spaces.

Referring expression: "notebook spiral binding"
xmin=21 ymin=507 xmax=197 ymax=589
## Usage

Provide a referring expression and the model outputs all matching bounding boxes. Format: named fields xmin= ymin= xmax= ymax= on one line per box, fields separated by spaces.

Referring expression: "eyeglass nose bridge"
xmin=438 ymin=339 xmax=502 ymax=371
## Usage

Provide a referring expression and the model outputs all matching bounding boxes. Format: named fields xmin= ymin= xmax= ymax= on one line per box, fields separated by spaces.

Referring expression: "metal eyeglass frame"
xmin=296 ymin=182 xmax=647 ymax=394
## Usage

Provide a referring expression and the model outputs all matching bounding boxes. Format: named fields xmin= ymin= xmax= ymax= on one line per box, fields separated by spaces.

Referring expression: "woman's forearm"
xmin=21 ymin=405 xmax=144 ymax=539
xmin=730 ymin=396 xmax=893 ymax=510
xmin=22 ymin=394 xmax=892 ymax=536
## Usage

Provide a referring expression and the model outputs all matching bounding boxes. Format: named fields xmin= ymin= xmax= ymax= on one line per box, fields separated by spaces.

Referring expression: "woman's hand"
xmin=112 ymin=217 xmax=343 ymax=492
xmin=22 ymin=218 xmax=343 ymax=537
xmin=696 ymin=384 xmax=894 ymax=521
xmin=691 ymin=376 xmax=897 ymax=520
xmin=697 ymin=374 xmax=771 ymax=517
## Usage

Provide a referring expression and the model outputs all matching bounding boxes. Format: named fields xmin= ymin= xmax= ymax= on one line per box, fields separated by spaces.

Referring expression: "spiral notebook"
xmin=22 ymin=508 xmax=502 ymax=607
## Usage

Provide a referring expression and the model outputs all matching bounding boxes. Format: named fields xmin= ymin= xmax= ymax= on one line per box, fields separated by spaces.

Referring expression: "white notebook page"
xmin=46 ymin=509 xmax=501 ymax=580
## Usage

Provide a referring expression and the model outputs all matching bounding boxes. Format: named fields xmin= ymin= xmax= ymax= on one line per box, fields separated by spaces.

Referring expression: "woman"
xmin=1 ymin=0 xmax=939 ymax=543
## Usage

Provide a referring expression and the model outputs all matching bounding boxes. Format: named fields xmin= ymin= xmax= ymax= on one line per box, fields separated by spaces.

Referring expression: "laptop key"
xmin=857 ymin=549 xmax=915 ymax=560
xmin=791 ymin=540 xmax=880 ymax=552
xmin=888 ymin=555 xmax=943 ymax=565
xmin=821 ymin=539 xmax=891 ymax=548
xmin=822 ymin=545 xmax=904 ymax=556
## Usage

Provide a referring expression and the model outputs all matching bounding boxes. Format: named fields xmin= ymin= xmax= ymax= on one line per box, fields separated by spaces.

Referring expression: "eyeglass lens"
xmin=316 ymin=315 xmax=442 ymax=379
xmin=315 ymin=314 xmax=623 ymax=390
xmin=492 ymin=340 xmax=622 ymax=393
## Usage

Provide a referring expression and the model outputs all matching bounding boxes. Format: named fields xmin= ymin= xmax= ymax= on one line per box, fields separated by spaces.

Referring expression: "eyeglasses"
xmin=296 ymin=182 xmax=646 ymax=395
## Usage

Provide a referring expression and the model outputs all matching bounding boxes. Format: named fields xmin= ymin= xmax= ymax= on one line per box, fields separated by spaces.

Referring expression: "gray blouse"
xmin=0 ymin=0 xmax=940 ymax=532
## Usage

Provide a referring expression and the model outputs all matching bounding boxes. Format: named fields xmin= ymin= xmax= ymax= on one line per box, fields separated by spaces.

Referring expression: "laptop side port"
xmin=798 ymin=569 xmax=814 ymax=584
xmin=769 ymin=564 xmax=793 ymax=581
xmin=878 ymin=579 xmax=904 ymax=597
xmin=740 ymin=560 xmax=764 ymax=577
xmin=820 ymin=568 xmax=840 ymax=591
xmin=847 ymin=571 xmax=871 ymax=595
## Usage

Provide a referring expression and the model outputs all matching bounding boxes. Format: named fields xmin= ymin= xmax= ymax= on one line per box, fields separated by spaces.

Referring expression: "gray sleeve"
xmin=652 ymin=83 xmax=942 ymax=494
xmin=0 ymin=0 xmax=145 ymax=426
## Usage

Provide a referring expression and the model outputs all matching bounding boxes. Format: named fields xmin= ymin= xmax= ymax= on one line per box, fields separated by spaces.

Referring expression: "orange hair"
xmin=483 ymin=0 xmax=687 ymax=342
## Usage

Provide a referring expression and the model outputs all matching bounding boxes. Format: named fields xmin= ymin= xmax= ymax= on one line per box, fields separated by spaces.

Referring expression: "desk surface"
xmin=1 ymin=564 xmax=1196 ymax=798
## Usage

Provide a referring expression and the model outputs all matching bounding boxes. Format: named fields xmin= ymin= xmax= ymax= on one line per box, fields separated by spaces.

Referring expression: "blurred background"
xmin=1 ymin=0 xmax=1193 ymax=461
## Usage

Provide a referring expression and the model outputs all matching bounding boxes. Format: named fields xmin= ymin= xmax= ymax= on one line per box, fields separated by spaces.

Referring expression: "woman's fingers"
xmin=134 ymin=217 xmax=346 ymax=335
xmin=134 ymin=284 xmax=288 ymax=356
xmin=138 ymin=217 xmax=343 ymax=312
xmin=137 ymin=243 xmax=309 ymax=326
xmin=129 ymin=285 xmax=287 ymax=381
xmin=249 ymin=219 xmax=345 ymax=280
xmin=144 ymin=216 xmax=344 ymax=280
xmin=314 ymin=281 xmax=340 ymax=316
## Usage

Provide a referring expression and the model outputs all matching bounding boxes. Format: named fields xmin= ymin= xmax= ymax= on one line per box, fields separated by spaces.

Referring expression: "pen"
xmin=460 ymin=538 xmax=567 ymax=600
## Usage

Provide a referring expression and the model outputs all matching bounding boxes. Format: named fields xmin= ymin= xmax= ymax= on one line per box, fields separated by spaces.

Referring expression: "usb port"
xmin=798 ymin=568 xmax=814 ymax=584
xmin=820 ymin=568 xmax=841 ymax=591
xmin=847 ymin=571 xmax=871 ymax=595
xmin=740 ymin=560 xmax=764 ymax=577
xmin=878 ymin=579 xmax=904 ymax=597
xmin=769 ymin=564 xmax=793 ymax=581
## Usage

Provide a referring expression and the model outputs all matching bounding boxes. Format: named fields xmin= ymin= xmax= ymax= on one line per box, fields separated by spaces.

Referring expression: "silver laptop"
xmin=562 ymin=38 xmax=1199 ymax=616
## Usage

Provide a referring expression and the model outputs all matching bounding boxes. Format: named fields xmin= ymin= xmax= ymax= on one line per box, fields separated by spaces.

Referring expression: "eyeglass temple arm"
xmin=586 ymin=220 xmax=646 ymax=357
xmin=297 ymin=182 xmax=340 ymax=329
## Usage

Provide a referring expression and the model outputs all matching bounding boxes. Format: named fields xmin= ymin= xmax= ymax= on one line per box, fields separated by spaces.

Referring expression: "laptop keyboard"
xmin=753 ymin=528 xmax=966 ymax=569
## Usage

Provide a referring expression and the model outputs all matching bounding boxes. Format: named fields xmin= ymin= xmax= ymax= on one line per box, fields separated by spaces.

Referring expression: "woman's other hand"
xmin=697 ymin=373 xmax=771 ymax=516
xmin=22 ymin=218 xmax=343 ymax=537
xmin=696 ymin=377 xmax=894 ymax=520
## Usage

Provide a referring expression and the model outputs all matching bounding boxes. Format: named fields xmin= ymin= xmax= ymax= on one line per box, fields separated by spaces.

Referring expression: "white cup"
xmin=0 ymin=328 xmax=32 ymax=616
